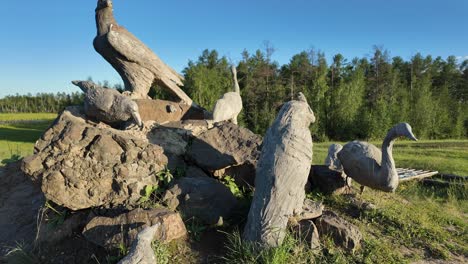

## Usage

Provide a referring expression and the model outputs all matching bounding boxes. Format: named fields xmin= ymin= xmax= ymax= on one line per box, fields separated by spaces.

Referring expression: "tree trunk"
xmin=243 ymin=95 xmax=315 ymax=247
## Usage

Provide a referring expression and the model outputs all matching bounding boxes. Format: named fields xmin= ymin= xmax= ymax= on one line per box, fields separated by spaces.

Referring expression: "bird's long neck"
xmin=96 ymin=7 xmax=117 ymax=36
xmin=233 ymin=72 xmax=240 ymax=94
xmin=379 ymin=129 xmax=398 ymax=189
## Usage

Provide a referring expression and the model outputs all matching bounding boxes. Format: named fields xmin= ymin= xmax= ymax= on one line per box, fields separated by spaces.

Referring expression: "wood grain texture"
xmin=93 ymin=0 xmax=192 ymax=104
xmin=243 ymin=94 xmax=315 ymax=247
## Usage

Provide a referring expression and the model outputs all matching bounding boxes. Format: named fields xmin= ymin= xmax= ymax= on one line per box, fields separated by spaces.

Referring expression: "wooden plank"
xmin=398 ymin=169 xmax=438 ymax=182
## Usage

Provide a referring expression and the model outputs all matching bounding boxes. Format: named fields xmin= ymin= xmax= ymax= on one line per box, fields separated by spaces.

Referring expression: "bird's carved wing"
xmin=106 ymin=29 xmax=184 ymax=86
xmin=92 ymin=89 xmax=115 ymax=113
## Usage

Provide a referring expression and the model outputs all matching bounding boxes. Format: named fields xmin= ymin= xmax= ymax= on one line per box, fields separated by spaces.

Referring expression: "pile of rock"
xmin=2 ymin=100 xmax=262 ymax=260
xmin=1 ymin=98 xmax=362 ymax=261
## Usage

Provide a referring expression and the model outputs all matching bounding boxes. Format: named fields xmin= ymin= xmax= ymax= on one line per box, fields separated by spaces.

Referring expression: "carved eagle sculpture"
xmin=93 ymin=0 xmax=192 ymax=104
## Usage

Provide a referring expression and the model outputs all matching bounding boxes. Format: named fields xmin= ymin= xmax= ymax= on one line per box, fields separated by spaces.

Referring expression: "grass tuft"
xmin=4 ymin=243 xmax=39 ymax=264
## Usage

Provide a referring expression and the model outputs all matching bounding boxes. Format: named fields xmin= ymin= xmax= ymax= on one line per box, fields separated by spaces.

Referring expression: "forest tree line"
xmin=1 ymin=47 xmax=467 ymax=141
xmin=183 ymin=47 xmax=467 ymax=140
xmin=0 ymin=92 xmax=84 ymax=114
xmin=0 ymin=79 xmax=120 ymax=114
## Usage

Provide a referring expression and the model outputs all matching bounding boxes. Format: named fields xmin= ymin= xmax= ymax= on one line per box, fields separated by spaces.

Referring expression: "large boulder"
xmin=83 ymin=208 xmax=186 ymax=250
xmin=162 ymin=176 xmax=238 ymax=224
xmin=21 ymin=106 xmax=168 ymax=210
xmin=186 ymin=122 xmax=262 ymax=171
xmin=315 ymin=210 xmax=362 ymax=252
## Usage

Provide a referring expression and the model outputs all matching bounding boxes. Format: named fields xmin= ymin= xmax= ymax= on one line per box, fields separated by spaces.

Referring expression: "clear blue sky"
xmin=0 ymin=0 xmax=466 ymax=98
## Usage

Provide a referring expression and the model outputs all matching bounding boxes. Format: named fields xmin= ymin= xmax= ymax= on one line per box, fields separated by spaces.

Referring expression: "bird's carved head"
xmin=393 ymin=123 xmax=418 ymax=141
xmin=295 ymin=92 xmax=316 ymax=124
xmin=96 ymin=0 xmax=112 ymax=11
xmin=126 ymin=101 xmax=143 ymax=127
xmin=296 ymin=92 xmax=307 ymax=103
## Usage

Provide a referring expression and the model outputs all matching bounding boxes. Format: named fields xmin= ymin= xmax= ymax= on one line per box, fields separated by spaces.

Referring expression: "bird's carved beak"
xmin=131 ymin=111 xmax=143 ymax=128
xmin=408 ymin=133 xmax=418 ymax=141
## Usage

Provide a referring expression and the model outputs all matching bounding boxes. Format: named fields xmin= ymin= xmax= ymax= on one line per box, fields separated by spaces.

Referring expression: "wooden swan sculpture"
xmin=337 ymin=123 xmax=417 ymax=193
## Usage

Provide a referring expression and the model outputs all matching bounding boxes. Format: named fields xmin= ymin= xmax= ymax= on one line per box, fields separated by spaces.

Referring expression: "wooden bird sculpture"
xmin=337 ymin=123 xmax=418 ymax=193
xmin=72 ymin=80 xmax=143 ymax=127
xmin=93 ymin=0 xmax=193 ymax=104
xmin=244 ymin=92 xmax=315 ymax=247
xmin=211 ymin=65 xmax=243 ymax=124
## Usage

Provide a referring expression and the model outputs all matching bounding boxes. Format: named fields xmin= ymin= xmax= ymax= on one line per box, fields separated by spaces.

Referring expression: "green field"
xmin=0 ymin=113 xmax=56 ymax=164
xmin=1 ymin=113 xmax=466 ymax=176
xmin=0 ymin=112 xmax=57 ymax=121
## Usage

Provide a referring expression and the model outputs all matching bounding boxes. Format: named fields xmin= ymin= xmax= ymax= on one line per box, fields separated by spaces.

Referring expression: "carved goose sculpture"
xmin=337 ymin=123 xmax=417 ymax=193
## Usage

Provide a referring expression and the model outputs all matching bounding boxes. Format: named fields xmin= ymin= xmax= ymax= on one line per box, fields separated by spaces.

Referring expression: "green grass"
xmin=314 ymin=140 xmax=468 ymax=176
xmin=223 ymin=179 xmax=467 ymax=264
xmin=222 ymin=230 xmax=315 ymax=264
xmin=318 ymin=180 xmax=468 ymax=263
xmin=0 ymin=112 xmax=57 ymax=121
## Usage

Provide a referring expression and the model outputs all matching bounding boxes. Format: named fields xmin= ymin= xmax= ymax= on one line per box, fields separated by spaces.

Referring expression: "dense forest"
xmin=1 ymin=47 xmax=467 ymax=141
xmin=184 ymin=47 xmax=467 ymax=140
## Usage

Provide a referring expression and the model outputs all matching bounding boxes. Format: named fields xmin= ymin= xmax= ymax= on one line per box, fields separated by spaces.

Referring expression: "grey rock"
xmin=297 ymin=199 xmax=324 ymax=221
xmin=349 ymin=197 xmax=377 ymax=211
xmin=147 ymin=124 xmax=188 ymax=171
xmin=21 ymin=106 xmax=168 ymax=210
xmin=83 ymin=208 xmax=186 ymax=250
xmin=309 ymin=165 xmax=352 ymax=195
xmin=291 ymin=220 xmax=320 ymax=250
xmin=162 ymin=177 xmax=238 ymax=224
xmin=244 ymin=93 xmax=316 ymax=247
xmin=148 ymin=125 xmax=187 ymax=156
xmin=72 ymin=80 xmax=142 ymax=127
xmin=315 ymin=211 xmax=362 ymax=252
xmin=187 ymin=122 xmax=262 ymax=171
